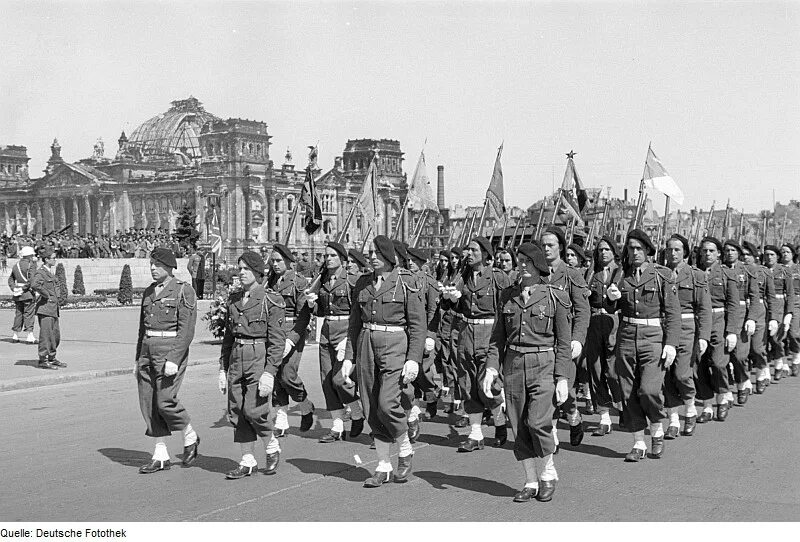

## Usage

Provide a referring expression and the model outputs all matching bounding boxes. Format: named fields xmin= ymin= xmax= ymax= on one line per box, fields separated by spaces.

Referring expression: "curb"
xmin=0 ymin=357 xmax=220 ymax=393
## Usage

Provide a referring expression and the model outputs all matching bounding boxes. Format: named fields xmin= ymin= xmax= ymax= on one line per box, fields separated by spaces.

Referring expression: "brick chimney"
xmin=437 ymin=165 xmax=445 ymax=209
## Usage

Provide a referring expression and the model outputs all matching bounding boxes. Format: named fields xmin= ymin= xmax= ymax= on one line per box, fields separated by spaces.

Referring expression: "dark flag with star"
xmin=558 ymin=150 xmax=587 ymax=222
xmin=299 ymin=146 xmax=322 ymax=235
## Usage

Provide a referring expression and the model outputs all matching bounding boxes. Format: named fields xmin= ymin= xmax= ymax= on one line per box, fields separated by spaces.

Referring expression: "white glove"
xmin=305 ymin=290 xmax=318 ymax=308
xmin=218 ymin=370 xmax=227 ymax=395
xmin=133 ymin=365 xmax=137 ymax=379
xmin=661 ymin=344 xmax=677 ymax=368
xmin=555 ymin=378 xmax=568 ymax=405
xmin=451 ymin=289 xmax=462 ymax=301
xmin=784 ymin=314 xmax=793 ymax=327
xmin=164 ymin=361 xmax=178 ymax=376
xmin=258 ymin=372 xmax=274 ymax=397
xmin=570 ymin=341 xmax=583 ymax=360
xmin=606 ymin=283 xmax=622 ymax=301
xmin=744 ymin=320 xmax=756 ymax=337
xmin=341 ymin=359 xmax=354 ymax=383
xmin=402 ymin=360 xmax=419 ymax=384
xmin=425 ymin=337 xmax=435 ymax=352
xmin=482 ymin=368 xmax=498 ymax=398
xmin=698 ymin=338 xmax=708 ymax=356
xmin=335 ymin=338 xmax=348 ymax=362
xmin=725 ymin=333 xmax=737 ymax=351
xmin=283 ymin=339 xmax=295 ymax=358
xmin=769 ymin=320 xmax=779 ymax=336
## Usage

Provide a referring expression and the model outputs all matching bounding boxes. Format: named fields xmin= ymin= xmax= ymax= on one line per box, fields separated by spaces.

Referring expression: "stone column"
xmin=234 ymin=182 xmax=245 ymax=241
xmin=72 ymin=198 xmax=80 ymax=233
xmin=1 ymin=204 xmax=8 ymax=236
xmin=194 ymin=186 xmax=205 ymax=237
xmin=97 ymin=197 xmax=105 ymax=234
xmin=35 ymin=202 xmax=43 ymax=236
xmin=264 ymin=187 xmax=273 ymax=244
xmin=243 ymin=187 xmax=251 ymax=242
xmin=83 ymin=195 xmax=92 ymax=234
xmin=44 ymin=199 xmax=53 ymax=233
xmin=220 ymin=186 xmax=229 ymax=242
xmin=108 ymin=196 xmax=117 ymax=233
xmin=57 ymin=199 xmax=65 ymax=230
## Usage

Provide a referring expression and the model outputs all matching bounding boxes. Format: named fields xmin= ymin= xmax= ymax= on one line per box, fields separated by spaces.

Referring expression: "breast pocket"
xmin=710 ymin=278 xmax=724 ymax=298
xmin=333 ymin=288 xmax=350 ymax=310
xmin=156 ymin=299 xmax=178 ymax=323
xmin=531 ymin=304 xmax=555 ymax=334
xmin=642 ymin=283 xmax=659 ymax=303
xmin=677 ymin=281 xmax=694 ymax=304
xmin=475 ymin=291 xmax=495 ymax=312
xmin=243 ymin=305 xmax=267 ymax=333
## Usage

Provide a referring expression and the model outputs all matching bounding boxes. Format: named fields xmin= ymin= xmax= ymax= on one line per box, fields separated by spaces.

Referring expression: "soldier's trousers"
xmin=136 ymin=337 xmax=190 ymax=438
xmin=13 ymin=299 xmax=35 ymax=333
xmin=356 ymin=328 xmax=407 ymax=443
xmin=227 ymin=343 xmax=274 ymax=443
xmin=615 ymin=323 xmax=666 ymax=433
xmin=319 ymin=340 xmax=358 ymax=411
xmin=664 ymin=319 xmax=696 ymax=408
xmin=455 ymin=320 xmax=503 ymax=414
xmin=786 ymin=311 xmax=800 ymax=356
xmin=694 ymin=312 xmax=728 ymax=400
xmin=401 ymin=348 xmax=439 ymax=409
xmin=731 ymin=325 xmax=754 ymax=385
xmin=584 ymin=313 xmax=621 ymax=410
xmin=434 ymin=312 xmax=457 ymax=391
xmin=37 ymin=315 xmax=60 ymax=360
xmin=749 ymin=318 xmax=768 ymax=370
xmin=273 ymin=346 xmax=308 ymax=407
xmin=504 ymin=349 xmax=556 ymax=460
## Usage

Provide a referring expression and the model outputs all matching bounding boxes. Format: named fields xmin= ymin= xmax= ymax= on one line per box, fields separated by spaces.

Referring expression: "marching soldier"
xmin=342 ymin=235 xmax=425 ymax=487
xmin=540 ymin=227 xmax=590 ymax=449
xmin=609 ymin=229 xmax=680 ymax=461
xmin=740 ymin=241 xmax=778 ymax=393
xmin=497 ymin=248 xmax=518 ymax=283
xmin=779 ymin=244 xmax=800 ymax=376
xmin=763 ymin=245 xmax=794 ymax=381
xmin=348 ymin=248 xmax=370 ymax=275
xmin=8 ymin=245 xmax=37 ymax=343
xmin=266 ymin=244 xmax=315 ymax=437
xmin=435 ymin=247 xmax=462 ymax=416
xmin=663 ymin=235 xmax=711 ymax=437
xmin=304 ymin=242 xmax=365 ymax=442
xmin=30 ymin=246 xmax=64 ymax=369
xmin=441 ymin=237 xmax=511 ymax=450
xmin=485 ymin=242 xmax=571 ymax=502
xmin=135 ymin=248 xmax=199 ymax=474
xmin=694 ymin=237 xmax=742 ymax=424
xmin=218 ymin=251 xmax=286 ymax=479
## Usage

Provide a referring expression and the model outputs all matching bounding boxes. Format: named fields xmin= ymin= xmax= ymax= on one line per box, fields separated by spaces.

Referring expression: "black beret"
xmin=723 ymin=239 xmax=743 ymax=256
xmin=567 ymin=243 xmax=586 ymax=263
xmin=763 ymin=244 xmax=781 ymax=256
xmin=439 ymin=249 xmax=451 ymax=258
xmin=516 ymin=242 xmax=549 ymax=275
xmin=450 ymin=247 xmax=463 ymax=257
xmin=272 ymin=243 xmax=295 ymax=263
xmin=373 ymin=235 xmax=396 ymax=265
xmin=781 ymin=243 xmax=797 ymax=256
xmin=238 ymin=251 xmax=265 ymax=276
xmin=406 ymin=246 xmax=427 ymax=265
xmin=595 ymin=235 xmax=619 ymax=258
xmin=667 ymin=234 xmax=690 ymax=257
xmin=347 ymin=248 xmax=367 ymax=269
xmin=326 ymin=241 xmax=348 ymax=262
xmin=741 ymin=240 xmax=759 ymax=257
xmin=151 ymin=247 xmax=177 ymax=269
xmin=627 ymin=229 xmax=656 ymax=256
xmin=392 ymin=239 xmax=409 ymax=264
xmin=471 ymin=236 xmax=494 ymax=258
xmin=700 ymin=236 xmax=723 ymax=253
xmin=543 ymin=226 xmax=566 ymax=248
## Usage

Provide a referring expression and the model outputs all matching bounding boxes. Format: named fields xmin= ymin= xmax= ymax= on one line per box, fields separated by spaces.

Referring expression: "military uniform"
xmin=784 ymin=263 xmax=800 ymax=371
xmin=749 ymin=262 xmax=776 ymax=386
xmin=30 ymin=264 xmax=61 ymax=364
xmin=434 ymin=269 xmax=460 ymax=401
xmin=765 ymin=263 xmax=793 ymax=370
xmin=724 ymin=260 xmax=763 ymax=394
xmin=219 ymin=284 xmax=285 ymax=442
xmin=8 ymin=257 xmax=37 ymax=338
xmin=135 ymin=277 xmax=197 ymax=439
xmin=401 ymin=268 xmax=441 ymax=409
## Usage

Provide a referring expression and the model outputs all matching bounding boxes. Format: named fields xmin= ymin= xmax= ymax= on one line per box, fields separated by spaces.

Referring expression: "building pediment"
xmin=34 ymin=162 xmax=115 ymax=190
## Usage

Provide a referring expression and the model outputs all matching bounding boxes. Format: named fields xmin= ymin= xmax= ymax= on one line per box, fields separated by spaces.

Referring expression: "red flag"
xmin=357 ymin=157 xmax=381 ymax=231
xmin=486 ymin=143 xmax=505 ymax=219
xmin=299 ymin=165 xmax=322 ymax=235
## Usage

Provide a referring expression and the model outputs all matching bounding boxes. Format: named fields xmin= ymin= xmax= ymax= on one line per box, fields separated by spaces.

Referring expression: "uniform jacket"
xmin=219 ymin=283 xmax=286 ymax=375
xmin=701 ymin=261 xmax=743 ymax=336
xmin=724 ymin=261 xmax=765 ymax=325
xmin=749 ymin=263 xmax=776 ymax=323
xmin=344 ymin=267 xmax=426 ymax=364
xmin=544 ymin=258 xmax=590 ymax=344
xmin=587 ymin=261 xmax=621 ymax=314
xmin=487 ymin=282 xmax=572 ymax=380
xmin=267 ymin=269 xmax=311 ymax=346
xmin=766 ymin=264 xmax=794 ymax=319
xmin=613 ymin=262 xmax=682 ymax=347
xmin=451 ymin=264 xmax=512 ymax=320
xmin=309 ymin=266 xmax=356 ymax=345
xmin=8 ymin=258 xmax=37 ymax=301
xmin=789 ymin=263 xmax=800 ymax=314
xmin=135 ymin=277 xmax=197 ymax=366
xmin=187 ymin=253 xmax=202 ymax=279
xmin=414 ymin=269 xmax=440 ymax=338
xmin=672 ymin=261 xmax=712 ymax=342
xmin=30 ymin=265 xmax=60 ymax=317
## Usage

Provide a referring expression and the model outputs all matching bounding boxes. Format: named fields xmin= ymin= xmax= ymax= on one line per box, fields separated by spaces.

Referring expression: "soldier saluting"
xmin=135 ymin=248 xmax=199 ymax=474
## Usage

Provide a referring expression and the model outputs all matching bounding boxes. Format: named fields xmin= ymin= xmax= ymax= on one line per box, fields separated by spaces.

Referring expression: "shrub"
xmin=55 ymin=263 xmax=68 ymax=305
xmin=118 ymin=264 xmax=133 ymax=305
xmin=72 ymin=265 xmax=86 ymax=295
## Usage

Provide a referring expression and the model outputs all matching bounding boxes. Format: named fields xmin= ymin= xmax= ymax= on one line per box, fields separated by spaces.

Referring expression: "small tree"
xmin=55 ymin=263 xmax=68 ymax=304
xmin=118 ymin=264 xmax=133 ymax=305
xmin=72 ymin=265 xmax=86 ymax=295
xmin=175 ymin=203 xmax=200 ymax=250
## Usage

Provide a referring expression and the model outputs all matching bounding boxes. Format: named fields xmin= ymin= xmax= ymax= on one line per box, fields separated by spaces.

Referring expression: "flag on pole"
xmin=208 ymin=206 xmax=223 ymax=258
xmin=558 ymin=151 xmax=587 ymax=224
xmin=485 ymin=143 xmax=505 ymax=220
xmin=643 ymin=145 xmax=684 ymax=205
xmin=357 ymin=156 xmax=381 ymax=231
xmin=406 ymin=150 xmax=439 ymax=213
xmin=299 ymin=164 xmax=322 ymax=235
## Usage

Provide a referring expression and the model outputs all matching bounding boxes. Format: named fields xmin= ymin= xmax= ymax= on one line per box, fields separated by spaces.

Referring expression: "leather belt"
xmin=235 ymin=337 xmax=267 ymax=345
xmin=591 ymin=308 xmax=611 ymax=315
xmin=508 ymin=345 xmax=554 ymax=353
xmin=775 ymin=294 xmax=786 ymax=299
xmin=621 ymin=316 xmax=661 ymax=326
xmin=456 ymin=314 xmax=495 ymax=325
xmin=325 ymin=315 xmax=349 ymax=321
xmin=681 ymin=313 xmax=695 ymax=319
xmin=739 ymin=301 xmax=747 ymax=306
xmin=363 ymin=323 xmax=405 ymax=333
xmin=285 ymin=316 xmax=296 ymax=322
xmin=711 ymin=307 xmax=725 ymax=313
xmin=145 ymin=330 xmax=177 ymax=337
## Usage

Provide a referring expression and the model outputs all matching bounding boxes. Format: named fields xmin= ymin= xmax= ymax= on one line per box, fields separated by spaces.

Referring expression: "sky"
xmin=1 ymin=0 xmax=798 ymax=214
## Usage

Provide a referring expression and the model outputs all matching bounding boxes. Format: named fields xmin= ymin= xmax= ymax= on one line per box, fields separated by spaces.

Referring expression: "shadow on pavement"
xmin=98 ymin=447 xmax=239 ymax=474
xmin=210 ymin=412 xmax=230 ymax=429
xmin=415 ymin=427 xmax=463 ymax=449
xmin=286 ymin=458 xmax=371 ymax=482
xmin=560 ymin=439 xmax=627 ymax=459
xmin=14 ymin=359 xmax=42 ymax=367
xmin=414 ymin=470 xmax=517 ymax=497
xmin=98 ymin=447 xmax=152 ymax=469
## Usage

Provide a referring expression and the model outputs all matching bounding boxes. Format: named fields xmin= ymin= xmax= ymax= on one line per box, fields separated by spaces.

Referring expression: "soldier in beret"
xmin=740 ymin=241 xmax=778 ymax=393
xmin=135 ymin=248 xmax=199 ymax=474
xmin=30 ymin=246 xmax=64 ymax=369
xmin=762 ymin=245 xmax=794 ymax=381
xmin=497 ymin=248 xmax=518 ymax=283
xmin=218 ymin=251 xmax=286 ymax=479
xmin=779 ymin=244 xmax=800 ymax=376
xmin=348 ymin=248 xmax=369 ymax=275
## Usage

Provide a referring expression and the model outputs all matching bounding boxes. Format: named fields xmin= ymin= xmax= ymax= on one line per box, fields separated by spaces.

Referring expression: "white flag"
xmin=644 ymin=145 xmax=684 ymax=205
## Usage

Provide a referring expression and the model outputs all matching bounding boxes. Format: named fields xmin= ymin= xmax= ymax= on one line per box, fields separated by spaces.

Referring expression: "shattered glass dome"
xmin=127 ymin=97 xmax=220 ymax=159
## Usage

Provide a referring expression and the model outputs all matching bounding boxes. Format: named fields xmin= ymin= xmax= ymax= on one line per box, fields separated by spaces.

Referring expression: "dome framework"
xmin=127 ymin=97 xmax=219 ymax=159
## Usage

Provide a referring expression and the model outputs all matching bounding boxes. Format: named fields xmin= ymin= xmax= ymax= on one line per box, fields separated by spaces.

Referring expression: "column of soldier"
xmin=131 ymin=226 xmax=799 ymax=504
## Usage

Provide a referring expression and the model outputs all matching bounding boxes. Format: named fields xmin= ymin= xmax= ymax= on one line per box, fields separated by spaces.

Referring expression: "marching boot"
xmin=394 ymin=454 xmax=413 ymax=483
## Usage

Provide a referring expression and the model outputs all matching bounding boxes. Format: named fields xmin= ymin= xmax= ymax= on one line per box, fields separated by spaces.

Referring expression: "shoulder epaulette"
xmin=178 ymin=282 xmax=196 ymax=310
xmin=397 ymin=268 xmax=421 ymax=293
xmin=722 ymin=266 xmax=738 ymax=281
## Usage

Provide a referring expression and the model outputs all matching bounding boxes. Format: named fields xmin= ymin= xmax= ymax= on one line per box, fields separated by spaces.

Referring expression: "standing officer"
xmin=8 ymin=245 xmax=37 ymax=343
xmin=763 ymin=245 xmax=794 ymax=381
xmin=342 ymin=236 xmax=424 ymax=487
xmin=30 ymin=246 xmax=64 ymax=369
xmin=304 ymin=242 xmax=365 ymax=442
xmin=609 ymin=229 xmax=680 ymax=461
xmin=442 ymin=237 xmax=511 ymax=450
xmin=540 ymin=227 xmax=590 ymax=449
xmin=663 ymin=235 xmax=711 ymax=437
xmin=779 ymin=244 xmax=800 ymax=376
xmin=694 ymin=237 xmax=742 ymax=424
xmin=135 ymin=247 xmax=199 ymax=474
xmin=740 ymin=241 xmax=778 ymax=393
xmin=218 ymin=251 xmax=285 ymax=478
xmin=266 ymin=244 xmax=315 ymax=437
xmin=187 ymin=249 xmax=203 ymax=298
xmin=485 ymin=242 xmax=571 ymax=502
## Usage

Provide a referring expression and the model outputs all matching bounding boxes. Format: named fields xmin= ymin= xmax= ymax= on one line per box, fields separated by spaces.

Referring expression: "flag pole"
xmin=282 ymin=199 xmax=302 ymax=246
xmin=474 ymin=197 xmax=490 ymax=239
xmin=660 ymin=195 xmax=670 ymax=247
xmin=508 ymin=215 xmax=523 ymax=250
xmin=779 ymin=212 xmax=788 ymax=245
xmin=337 ymin=199 xmax=359 ymax=244
xmin=392 ymin=196 xmax=410 ymax=241
xmin=412 ymin=209 xmax=428 ymax=248
xmin=360 ymin=224 xmax=373 ymax=252
xmin=760 ymin=211 xmax=768 ymax=254
xmin=535 ymin=200 xmax=547 ymax=240
xmin=498 ymin=214 xmax=509 ymax=247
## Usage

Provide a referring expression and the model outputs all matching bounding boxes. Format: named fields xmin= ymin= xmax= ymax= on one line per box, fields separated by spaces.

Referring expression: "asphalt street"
xmin=0 ymin=309 xmax=798 ymax=521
